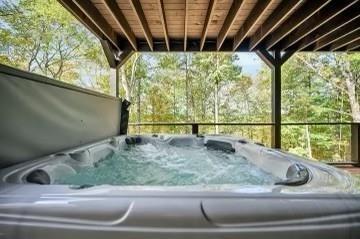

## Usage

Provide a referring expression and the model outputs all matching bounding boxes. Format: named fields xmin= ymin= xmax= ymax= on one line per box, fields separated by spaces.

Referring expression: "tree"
xmin=2 ymin=1 xmax=358 ymax=161
xmin=0 ymin=0 xmax=110 ymax=88
xmin=281 ymin=53 xmax=359 ymax=161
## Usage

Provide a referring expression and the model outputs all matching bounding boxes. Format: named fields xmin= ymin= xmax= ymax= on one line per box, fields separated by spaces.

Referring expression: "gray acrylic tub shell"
xmin=0 ymin=135 xmax=359 ymax=239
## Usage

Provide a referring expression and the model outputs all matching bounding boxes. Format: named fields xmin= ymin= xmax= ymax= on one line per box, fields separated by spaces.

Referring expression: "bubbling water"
xmin=56 ymin=143 xmax=278 ymax=186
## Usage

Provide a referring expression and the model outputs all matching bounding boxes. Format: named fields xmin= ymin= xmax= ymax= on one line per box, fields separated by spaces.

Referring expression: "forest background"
xmin=1 ymin=0 xmax=359 ymax=162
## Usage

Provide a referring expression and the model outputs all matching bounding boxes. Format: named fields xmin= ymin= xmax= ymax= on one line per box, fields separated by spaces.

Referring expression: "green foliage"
xmin=1 ymin=0 xmax=359 ymax=163
xmin=281 ymin=53 xmax=359 ymax=162
xmin=126 ymin=52 xmax=272 ymax=144
xmin=126 ymin=52 xmax=359 ymax=162
xmin=0 ymin=0 xmax=110 ymax=89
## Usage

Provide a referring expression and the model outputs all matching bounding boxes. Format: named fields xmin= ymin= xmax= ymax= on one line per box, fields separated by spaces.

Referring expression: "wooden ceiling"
xmin=58 ymin=0 xmax=360 ymax=64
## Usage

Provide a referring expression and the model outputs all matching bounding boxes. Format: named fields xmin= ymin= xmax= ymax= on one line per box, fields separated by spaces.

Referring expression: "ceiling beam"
xmin=136 ymin=39 xmax=249 ymax=52
xmin=217 ymin=0 xmax=245 ymax=50
xmin=314 ymin=21 xmax=360 ymax=50
xmin=249 ymin=0 xmax=304 ymax=51
xmin=280 ymin=0 xmax=358 ymax=50
xmin=265 ymin=0 xmax=331 ymax=50
xmin=58 ymin=0 xmax=103 ymax=41
xmin=157 ymin=0 xmax=170 ymax=51
xmin=256 ymin=49 xmax=295 ymax=68
xmin=200 ymin=0 xmax=217 ymax=51
xmin=184 ymin=0 xmax=189 ymax=51
xmin=103 ymin=0 xmax=137 ymax=51
xmin=129 ymin=0 xmax=153 ymax=51
xmin=256 ymin=49 xmax=275 ymax=68
xmin=233 ymin=0 xmax=272 ymax=50
xmin=70 ymin=0 xmax=120 ymax=50
xmin=346 ymin=39 xmax=360 ymax=51
xmin=330 ymin=30 xmax=360 ymax=51
xmin=294 ymin=7 xmax=360 ymax=51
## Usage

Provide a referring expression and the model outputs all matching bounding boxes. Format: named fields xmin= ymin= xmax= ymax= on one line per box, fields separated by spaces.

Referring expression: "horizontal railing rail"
xmin=129 ymin=122 xmax=275 ymax=126
xmin=129 ymin=122 xmax=357 ymax=125
xmin=129 ymin=122 xmax=275 ymax=134
xmin=281 ymin=122 xmax=357 ymax=125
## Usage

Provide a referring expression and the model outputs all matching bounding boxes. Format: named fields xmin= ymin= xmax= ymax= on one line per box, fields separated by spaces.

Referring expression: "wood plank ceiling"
xmin=58 ymin=0 xmax=360 ymax=55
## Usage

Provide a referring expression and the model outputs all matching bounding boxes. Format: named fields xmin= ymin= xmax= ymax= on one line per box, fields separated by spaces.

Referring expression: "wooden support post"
xmin=192 ymin=124 xmax=199 ymax=135
xmin=351 ymin=123 xmax=360 ymax=164
xmin=256 ymin=50 xmax=295 ymax=149
xmin=272 ymin=51 xmax=282 ymax=149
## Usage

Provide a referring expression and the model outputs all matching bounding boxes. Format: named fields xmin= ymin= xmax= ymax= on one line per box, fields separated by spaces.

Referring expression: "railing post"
xmin=351 ymin=123 xmax=360 ymax=164
xmin=192 ymin=124 xmax=199 ymax=135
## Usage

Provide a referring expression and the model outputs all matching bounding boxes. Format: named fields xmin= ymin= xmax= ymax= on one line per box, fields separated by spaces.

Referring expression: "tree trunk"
xmin=305 ymin=125 xmax=312 ymax=158
xmin=339 ymin=91 xmax=343 ymax=159
xmin=214 ymin=79 xmax=219 ymax=134
xmin=121 ymin=67 xmax=131 ymax=101
xmin=190 ymin=81 xmax=196 ymax=122
xmin=173 ymin=83 xmax=176 ymax=119
xmin=151 ymin=102 xmax=155 ymax=133
xmin=344 ymin=76 xmax=360 ymax=122
xmin=185 ymin=54 xmax=189 ymax=121
xmin=306 ymin=75 xmax=312 ymax=158
xmin=137 ymin=77 xmax=141 ymax=134
xmin=214 ymin=54 xmax=219 ymax=134
xmin=335 ymin=56 xmax=360 ymax=122
xmin=202 ymin=94 xmax=206 ymax=121
xmin=109 ymin=68 xmax=117 ymax=97
xmin=121 ymin=54 xmax=140 ymax=102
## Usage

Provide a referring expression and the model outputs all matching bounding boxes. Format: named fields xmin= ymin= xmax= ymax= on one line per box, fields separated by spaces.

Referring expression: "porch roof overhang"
xmin=57 ymin=0 xmax=360 ymax=67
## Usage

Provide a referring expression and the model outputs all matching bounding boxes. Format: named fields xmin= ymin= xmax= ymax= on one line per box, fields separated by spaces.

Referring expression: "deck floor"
xmin=336 ymin=165 xmax=360 ymax=175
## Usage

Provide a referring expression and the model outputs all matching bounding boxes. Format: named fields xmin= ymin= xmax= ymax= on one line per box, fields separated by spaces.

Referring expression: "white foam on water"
xmin=55 ymin=143 xmax=279 ymax=186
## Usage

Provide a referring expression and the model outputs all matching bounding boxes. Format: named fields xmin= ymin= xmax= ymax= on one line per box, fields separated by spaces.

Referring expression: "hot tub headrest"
xmin=125 ymin=136 xmax=142 ymax=145
xmin=205 ymin=140 xmax=235 ymax=153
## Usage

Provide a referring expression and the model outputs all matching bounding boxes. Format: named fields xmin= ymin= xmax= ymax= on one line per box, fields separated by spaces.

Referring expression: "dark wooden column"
xmin=256 ymin=50 xmax=294 ymax=149
xmin=272 ymin=51 xmax=282 ymax=148
xmin=351 ymin=123 xmax=360 ymax=164
xmin=192 ymin=124 xmax=199 ymax=135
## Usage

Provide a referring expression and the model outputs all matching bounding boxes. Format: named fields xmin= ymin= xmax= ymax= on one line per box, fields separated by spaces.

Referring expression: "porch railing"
xmin=128 ymin=122 xmax=360 ymax=165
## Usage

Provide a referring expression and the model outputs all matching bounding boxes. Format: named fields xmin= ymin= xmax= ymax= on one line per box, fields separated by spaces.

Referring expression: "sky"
xmin=234 ymin=53 xmax=263 ymax=77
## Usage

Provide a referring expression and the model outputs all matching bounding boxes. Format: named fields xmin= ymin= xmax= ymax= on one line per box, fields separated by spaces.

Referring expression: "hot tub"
xmin=0 ymin=135 xmax=359 ymax=239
